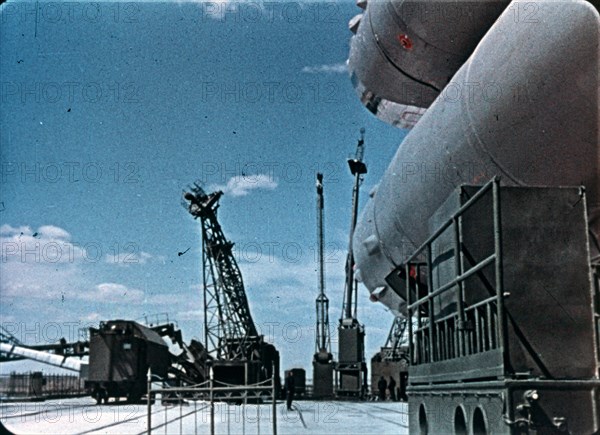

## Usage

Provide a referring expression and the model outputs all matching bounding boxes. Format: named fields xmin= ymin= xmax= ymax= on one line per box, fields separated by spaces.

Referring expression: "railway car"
xmin=85 ymin=320 xmax=171 ymax=403
xmin=284 ymin=368 xmax=306 ymax=399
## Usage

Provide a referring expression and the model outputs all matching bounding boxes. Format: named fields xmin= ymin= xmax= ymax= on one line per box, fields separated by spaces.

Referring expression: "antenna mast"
xmin=335 ymin=128 xmax=368 ymax=399
xmin=312 ymin=172 xmax=334 ymax=399
xmin=315 ymin=173 xmax=331 ymax=355
xmin=342 ymin=127 xmax=367 ymax=321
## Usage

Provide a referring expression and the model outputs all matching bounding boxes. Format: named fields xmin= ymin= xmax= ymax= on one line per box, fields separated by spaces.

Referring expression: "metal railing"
xmin=0 ymin=371 xmax=85 ymax=399
xmin=147 ymin=370 xmax=278 ymax=435
xmin=406 ymin=177 xmax=506 ymax=366
xmin=594 ymin=264 xmax=600 ymax=376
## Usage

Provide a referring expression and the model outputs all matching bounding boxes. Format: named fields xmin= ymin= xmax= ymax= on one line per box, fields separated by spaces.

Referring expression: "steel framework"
xmin=340 ymin=128 xmax=367 ymax=322
xmin=184 ymin=184 xmax=258 ymax=361
xmin=380 ymin=316 xmax=409 ymax=362
xmin=336 ymin=129 xmax=368 ymax=399
xmin=314 ymin=173 xmax=331 ymax=356
xmin=0 ymin=325 xmax=88 ymax=363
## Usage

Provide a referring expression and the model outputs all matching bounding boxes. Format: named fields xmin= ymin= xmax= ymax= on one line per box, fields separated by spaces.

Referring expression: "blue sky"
xmin=0 ymin=0 xmax=408 ymax=375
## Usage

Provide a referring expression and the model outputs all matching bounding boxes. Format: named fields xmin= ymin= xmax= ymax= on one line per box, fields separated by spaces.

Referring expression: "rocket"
xmin=348 ymin=0 xmax=600 ymax=315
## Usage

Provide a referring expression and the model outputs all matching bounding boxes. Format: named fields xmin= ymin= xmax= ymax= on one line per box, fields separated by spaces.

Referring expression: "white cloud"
xmin=0 ymin=224 xmax=86 ymax=264
xmin=83 ymin=312 xmax=102 ymax=322
xmin=0 ymin=224 xmax=71 ymax=241
xmin=1 ymin=224 xmax=159 ymax=268
xmin=0 ymin=224 xmax=145 ymax=308
xmin=37 ymin=225 xmax=71 ymax=240
xmin=91 ymin=283 xmax=145 ymax=303
xmin=0 ymin=224 xmax=32 ymax=236
xmin=210 ymin=173 xmax=277 ymax=197
xmin=0 ymin=258 xmax=77 ymax=305
xmin=301 ymin=62 xmax=347 ymax=74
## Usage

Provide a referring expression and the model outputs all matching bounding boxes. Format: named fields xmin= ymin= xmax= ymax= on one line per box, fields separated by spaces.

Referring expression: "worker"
xmin=388 ymin=376 xmax=397 ymax=401
xmin=377 ymin=376 xmax=387 ymax=401
xmin=284 ymin=371 xmax=295 ymax=410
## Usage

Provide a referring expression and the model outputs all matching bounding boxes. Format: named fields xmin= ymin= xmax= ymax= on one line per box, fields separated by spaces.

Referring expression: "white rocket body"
xmin=350 ymin=0 xmax=600 ymax=314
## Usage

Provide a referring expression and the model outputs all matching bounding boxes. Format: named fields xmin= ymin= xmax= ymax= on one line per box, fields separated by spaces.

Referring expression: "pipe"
xmin=0 ymin=342 xmax=83 ymax=372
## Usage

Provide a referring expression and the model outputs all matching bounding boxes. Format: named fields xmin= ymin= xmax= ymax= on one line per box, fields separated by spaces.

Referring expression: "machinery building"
xmin=86 ymin=320 xmax=171 ymax=403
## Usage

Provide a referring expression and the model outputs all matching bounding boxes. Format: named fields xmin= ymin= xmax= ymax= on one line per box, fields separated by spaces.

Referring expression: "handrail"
xmin=408 ymin=254 xmax=496 ymax=309
xmin=405 ymin=177 xmax=505 ymax=366
xmin=464 ymin=295 xmax=498 ymax=312
xmin=404 ymin=177 xmax=499 ymax=264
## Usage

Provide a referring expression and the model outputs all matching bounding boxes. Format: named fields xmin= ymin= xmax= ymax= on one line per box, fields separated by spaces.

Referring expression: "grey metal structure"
xmin=0 ymin=324 xmax=88 ymax=364
xmin=313 ymin=173 xmax=334 ymax=399
xmin=347 ymin=0 xmax=600 ymax=432
xmin=184 ymin=186 xmax=257 ymax=360
xmin=401 ymin=181 xmax=599 ymax=433
xmin=86 ymin=320 xmax=171 ymax=403
xmin=381 ymin=316 xmax=409 ymax=362
xmin=0 ymin=326 xmax=26 ymax=363
xmin=335 ymin=129 xmax=368 ymax=399
xmin=183 ymin=183 xmax=280 ymax=389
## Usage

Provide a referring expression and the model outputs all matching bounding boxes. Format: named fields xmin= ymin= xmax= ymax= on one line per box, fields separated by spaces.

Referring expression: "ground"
xmin=1 ymin=397 xmax=408 ymax=434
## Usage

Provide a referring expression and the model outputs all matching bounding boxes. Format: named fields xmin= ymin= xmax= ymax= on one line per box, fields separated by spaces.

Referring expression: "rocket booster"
xmin=350 ymin=0 xmax=600 ymax=314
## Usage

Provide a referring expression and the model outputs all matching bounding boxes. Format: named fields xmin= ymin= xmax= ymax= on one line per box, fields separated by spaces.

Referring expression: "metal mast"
xmin=335 ymin=128 xmax=368 ymax=399
xmin=315 ymin=172 xmax=331 ymax=355
xmin=183 ymin=183 xmax=258 ymax=361
xmin=313 ymin=173 xmax=335 ymax=399
xmin=342 ymin=127 xmax=367 ymax=321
